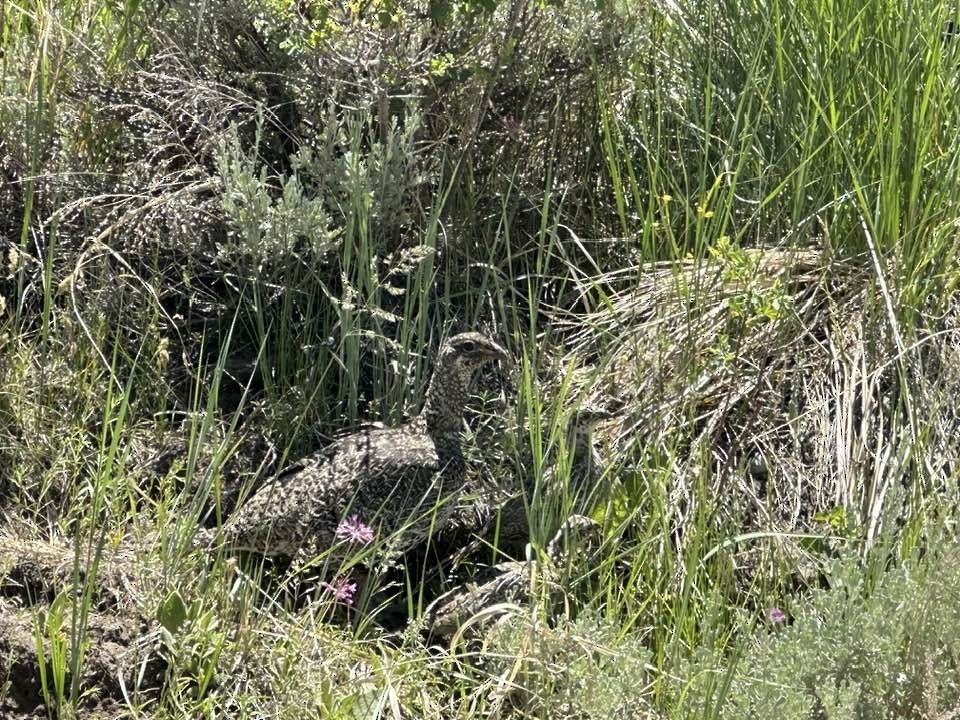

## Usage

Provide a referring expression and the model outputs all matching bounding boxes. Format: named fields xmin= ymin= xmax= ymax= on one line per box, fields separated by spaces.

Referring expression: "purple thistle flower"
xmin=322 ymin=575 xmax=358 ymax=605
xmin=768 ymin=607 xmax=786 ymax=624
xmin=335 ymin=514 xmax=374 ymax=545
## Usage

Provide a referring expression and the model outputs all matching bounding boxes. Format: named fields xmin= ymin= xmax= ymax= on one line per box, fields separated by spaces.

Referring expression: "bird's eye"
xmin=461 ymin=340 xmax=476 ymax=353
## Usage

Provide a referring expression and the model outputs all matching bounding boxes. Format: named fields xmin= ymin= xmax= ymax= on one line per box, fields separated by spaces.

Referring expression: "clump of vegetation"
xmin=673 ymin=542 xmax=960 ymax=718
xmin=3 ymin=0 xmax=960 ymax=717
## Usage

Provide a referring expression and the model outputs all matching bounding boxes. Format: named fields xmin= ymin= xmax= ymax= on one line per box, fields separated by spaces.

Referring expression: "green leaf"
xmin=157 ymin=589 xmax=188 ymax=635
xmin=813 ymin=506 xmax=847 ymax=530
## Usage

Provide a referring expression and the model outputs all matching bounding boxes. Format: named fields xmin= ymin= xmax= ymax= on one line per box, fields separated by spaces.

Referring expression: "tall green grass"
xmin=3 ymin=0 xmax=960 ymax=717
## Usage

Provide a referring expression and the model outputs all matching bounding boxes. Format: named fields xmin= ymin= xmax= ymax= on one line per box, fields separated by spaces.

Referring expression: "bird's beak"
xmin=485 ymin=340 xmax=512 ymax=367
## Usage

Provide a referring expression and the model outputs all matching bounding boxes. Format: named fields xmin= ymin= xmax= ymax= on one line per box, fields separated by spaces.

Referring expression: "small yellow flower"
xmin=7 ymin=247 xmax=21 ymax=272
xmin=697 ymin=205 xmax=715 ymax=218
xmin=155 ymin=336 xmax=171 ymax=370
xmin=660 ymin=194 xmax=673 ymax=203
xmin=111 ymin=527 xmax=126 ymax=549
xmin=57 ymin=274 xmax=73 ymax=296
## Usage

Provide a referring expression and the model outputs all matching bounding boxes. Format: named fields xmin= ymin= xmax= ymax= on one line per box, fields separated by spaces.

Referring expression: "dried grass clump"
xmin=550 ymin=247 xmax=960 ymax=581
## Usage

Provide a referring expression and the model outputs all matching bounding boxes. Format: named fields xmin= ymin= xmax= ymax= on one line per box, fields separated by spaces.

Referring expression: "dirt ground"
xmin=0 ymin=535 xmax=165 ymax=718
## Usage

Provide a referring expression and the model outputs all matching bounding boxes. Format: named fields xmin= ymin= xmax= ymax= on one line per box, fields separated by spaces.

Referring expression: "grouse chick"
xmin=488 ymin=405 xmax=614 ymax=555
xmin=427 ymin=515 xmax=603 ymax=642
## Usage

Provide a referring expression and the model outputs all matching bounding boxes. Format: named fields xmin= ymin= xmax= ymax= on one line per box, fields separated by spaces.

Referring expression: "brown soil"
xmin=0 ymin=536 xmax=166 ymax=717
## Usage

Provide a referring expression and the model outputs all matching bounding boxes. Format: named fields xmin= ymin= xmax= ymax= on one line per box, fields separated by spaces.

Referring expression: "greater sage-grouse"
xmin=427 ymin=514 xmax=603 ymax=642
xmin=196 ymin=332 xmax=510 ymax=557
xmin=486 ymin=405 xmax=614 ymax=555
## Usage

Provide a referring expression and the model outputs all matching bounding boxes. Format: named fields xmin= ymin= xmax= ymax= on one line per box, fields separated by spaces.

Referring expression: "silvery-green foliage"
xmin=674 ymin=550 xmax=960 ymax=719
xmin=216 ymin=120 xmax=341 ymax=282
xmin=294 ymin=100 xmax=433 ymax=241
xmin=484 ymin=611 xmax=653 ymax=719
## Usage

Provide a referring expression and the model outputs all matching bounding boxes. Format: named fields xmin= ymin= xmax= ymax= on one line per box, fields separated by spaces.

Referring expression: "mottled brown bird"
xmin=486 ymin=405 xmax=614 ymax=555
xmin=427 ymin=514 xmax=603 ymax=642
xmin=196 ymin=332 xmax=510 ymax=557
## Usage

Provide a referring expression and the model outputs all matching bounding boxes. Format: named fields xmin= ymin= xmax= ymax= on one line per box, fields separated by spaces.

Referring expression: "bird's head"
xmin=570 ymin=404 xmax=616 ymax=437
xmin=437 ymin=331 xmax=511 ymax=387
xmin=423 ymin=332 xmax=510 ymax=433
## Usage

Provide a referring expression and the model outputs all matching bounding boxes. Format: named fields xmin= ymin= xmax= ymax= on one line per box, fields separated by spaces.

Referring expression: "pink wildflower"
xmin=322 ymin=575 xmax=358 ymax=605
xmin=768 ymin=607 xmax=786 ymax=624
xmin=335 ymin=514 xmax=374 ymax=545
